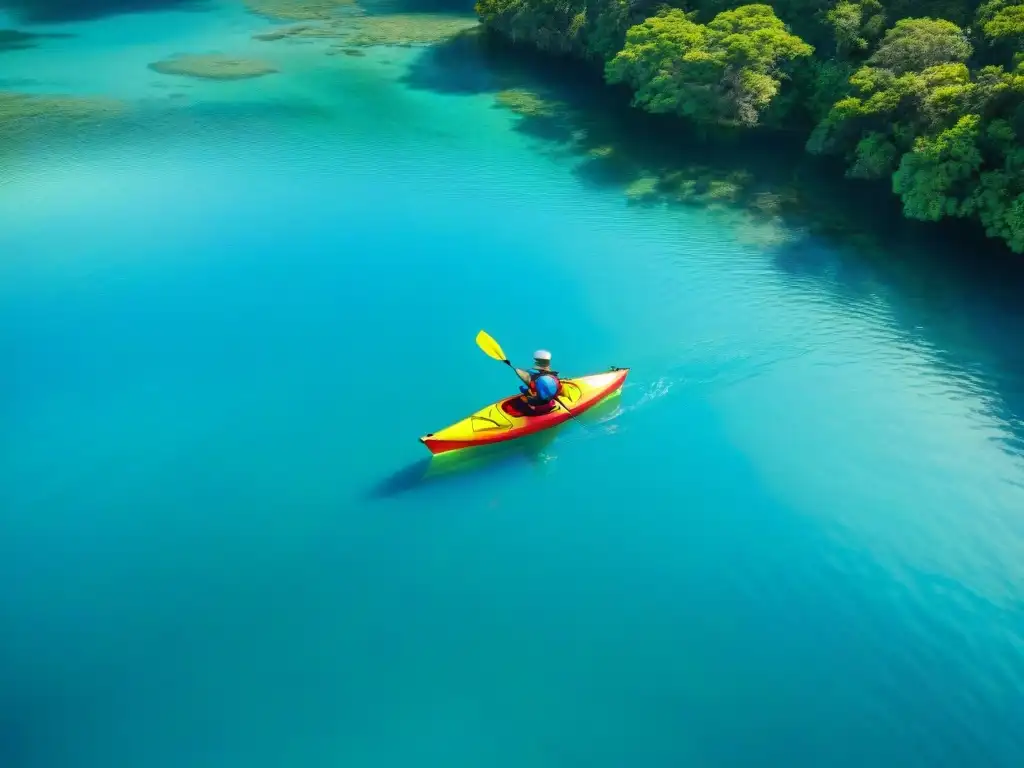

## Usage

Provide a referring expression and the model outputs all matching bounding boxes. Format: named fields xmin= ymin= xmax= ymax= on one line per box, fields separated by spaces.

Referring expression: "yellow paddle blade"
xmin=475 ymin=330 xmax=507 ymax=362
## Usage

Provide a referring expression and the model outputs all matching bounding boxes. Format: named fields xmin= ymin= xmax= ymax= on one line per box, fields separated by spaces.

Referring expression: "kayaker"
xmin=514 ymin=350 xmax=562 ymax=412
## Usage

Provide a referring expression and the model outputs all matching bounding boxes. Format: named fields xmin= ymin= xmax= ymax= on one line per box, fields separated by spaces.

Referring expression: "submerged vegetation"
xmin=252 ymin=23 xmax=345 ymax=40
xmin=0 ymin=28 xmax=73 ymax=52
xmin=148 ymin=54 xmax=280 ymax=80
xmin=250 ymin=10 xmax=479 ymax=48
xmin=341 ymin=14 xmax=479 ymax=46
xmin=475 ymin=0 xmax=1024 ymax=253
xmin=0 ymin=90 xmax=126 ymax=169
xmin=494 ymin=87 xmax=567 ymax=117
xmin=0 ymin=91 xmax=124 ymax=137
xmin=243 ymin=0 xmax=356 ymax=22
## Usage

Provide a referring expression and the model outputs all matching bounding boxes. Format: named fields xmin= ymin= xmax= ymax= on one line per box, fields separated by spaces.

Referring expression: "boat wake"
xmin=556 ymin=376 xmax=676 ymax=448
xmin=591 ymin=376 xmax=674 ymax=426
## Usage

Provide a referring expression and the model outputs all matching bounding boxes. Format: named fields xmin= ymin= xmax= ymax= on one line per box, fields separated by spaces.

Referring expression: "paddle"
xmin=475 ymin=330 xmax=583 ymax=426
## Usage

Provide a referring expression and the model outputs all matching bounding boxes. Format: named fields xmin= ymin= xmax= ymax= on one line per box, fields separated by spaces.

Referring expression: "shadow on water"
xmin=401 ymin=31 xmax=1024 ymax=454
xmin=401 ymin=28 xmax=556 ymax=96
xmin=0 ymin=0 xmax=208 ymax=23
xmin=0 ymin=28 xmax=74 ymax=50
xmin=399 ymin=28 xmax=511 ymax=95
xmin=365 ymin=430 xmax=559 ymax=501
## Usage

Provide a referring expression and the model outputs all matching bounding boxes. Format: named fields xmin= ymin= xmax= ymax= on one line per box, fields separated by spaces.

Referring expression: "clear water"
xmin=3 ymin=3 xmax=1024 ymax=767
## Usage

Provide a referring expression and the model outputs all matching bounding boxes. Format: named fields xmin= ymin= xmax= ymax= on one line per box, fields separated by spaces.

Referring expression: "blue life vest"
xmin=528 ymin=368 xmax=561 ymax=403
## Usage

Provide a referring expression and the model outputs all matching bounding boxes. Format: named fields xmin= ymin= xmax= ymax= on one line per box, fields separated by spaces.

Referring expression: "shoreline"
xmin=467 ymin=28 xmax=1023 ymax=273
xmin=472 ymin=0 xmax=1024 ymax=260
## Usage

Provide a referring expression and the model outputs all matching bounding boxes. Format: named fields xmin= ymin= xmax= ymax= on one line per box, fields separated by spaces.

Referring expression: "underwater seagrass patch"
xmin=148 ymin=54 xmax=280 ymax=80
xmin=493 ymin=88 xmax=567 ymax=119
xmin=333 ymin=14 xmax=478 ymax=47
xmin=0 ymin=91 xmax=125 ymax=138
xmin=243 ymin=0 xmax=356 ymax=21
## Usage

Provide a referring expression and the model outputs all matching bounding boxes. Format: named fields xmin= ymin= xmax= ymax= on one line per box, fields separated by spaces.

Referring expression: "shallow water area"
xmin=3 ymin=2 xmax=1024 ymax=767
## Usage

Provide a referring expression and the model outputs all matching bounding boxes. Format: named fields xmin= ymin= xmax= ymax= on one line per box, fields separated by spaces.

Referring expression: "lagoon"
xmin=2 ymin=2 xmax=1024 ymax=766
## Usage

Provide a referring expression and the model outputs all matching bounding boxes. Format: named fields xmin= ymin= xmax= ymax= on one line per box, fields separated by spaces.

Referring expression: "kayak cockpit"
xmin=501 ymin=398 xmax=556 ymax=418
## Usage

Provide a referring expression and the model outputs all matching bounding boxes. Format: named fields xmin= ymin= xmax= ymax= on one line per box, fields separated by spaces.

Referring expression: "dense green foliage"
xmin=605 ymin=6 xmax=813 ymax=127
xmin=475 ymin=0 xmax=1024 ymax=253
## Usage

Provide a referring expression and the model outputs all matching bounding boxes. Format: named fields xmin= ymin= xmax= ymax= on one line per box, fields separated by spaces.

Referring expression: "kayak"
xmin=420 ymin=366 xmax=628 ymax=455
xmin=419 ymin=366 xmax=628 ymax=455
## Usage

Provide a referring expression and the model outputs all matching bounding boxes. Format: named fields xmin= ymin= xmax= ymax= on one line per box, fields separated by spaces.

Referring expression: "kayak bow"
xmin=419 ymin=366 xmax=628 ymax=455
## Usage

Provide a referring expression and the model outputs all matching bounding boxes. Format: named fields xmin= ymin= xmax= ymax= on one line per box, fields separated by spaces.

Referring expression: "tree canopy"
xmin=605 ymin=5 xmax=813 ymax=127
xmin=866 ymin=17 xmax=972 ymax=73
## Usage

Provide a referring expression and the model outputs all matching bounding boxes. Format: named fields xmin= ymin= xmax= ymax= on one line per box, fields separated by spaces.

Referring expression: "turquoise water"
xmin=3 ymin=2 xmax=1024 ymax=766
